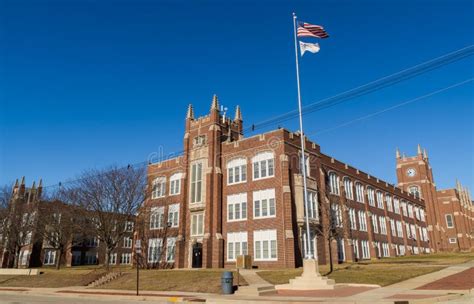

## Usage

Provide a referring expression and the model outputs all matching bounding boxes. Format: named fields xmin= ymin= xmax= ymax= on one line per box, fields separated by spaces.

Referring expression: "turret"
xmin=186 ymin=104 xmax=194 ymax=120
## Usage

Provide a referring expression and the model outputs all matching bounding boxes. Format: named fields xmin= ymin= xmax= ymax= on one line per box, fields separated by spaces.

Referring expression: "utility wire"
xmin=40 ymin=46 xmax=474 ymax=190
xmin=308 ymin=78 xmax=474 ymax=136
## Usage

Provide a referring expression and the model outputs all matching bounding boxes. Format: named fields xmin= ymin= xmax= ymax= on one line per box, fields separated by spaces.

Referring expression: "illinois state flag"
xmin=299 ymin=41 xmax=320 ymax=56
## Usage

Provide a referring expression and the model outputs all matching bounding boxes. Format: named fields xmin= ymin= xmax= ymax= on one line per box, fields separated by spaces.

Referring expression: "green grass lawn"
xmin=96 ymin=269 xmax=247 ymax=294
xmin=0 ymin=266 xmax=106 ymax=288
xmin=257 ymin=252 xmax=474 ymax=287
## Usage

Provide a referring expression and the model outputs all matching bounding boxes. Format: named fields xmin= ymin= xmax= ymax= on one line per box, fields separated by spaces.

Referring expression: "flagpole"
xmin=292 ymin=12 xmax=314 ymax=260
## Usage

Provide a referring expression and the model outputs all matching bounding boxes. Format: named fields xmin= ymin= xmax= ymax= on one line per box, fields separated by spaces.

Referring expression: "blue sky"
xmin=1 ymin=0 xmax=473 ymax=192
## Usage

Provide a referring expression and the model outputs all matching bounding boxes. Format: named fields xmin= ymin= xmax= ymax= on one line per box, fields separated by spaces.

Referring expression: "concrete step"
xmin=234 ymin=284 xmax=275 ymax=296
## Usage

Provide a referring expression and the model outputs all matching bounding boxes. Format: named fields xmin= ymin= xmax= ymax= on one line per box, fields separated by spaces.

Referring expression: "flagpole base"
xmin=275 ymin=259 xmax=336 ymax=290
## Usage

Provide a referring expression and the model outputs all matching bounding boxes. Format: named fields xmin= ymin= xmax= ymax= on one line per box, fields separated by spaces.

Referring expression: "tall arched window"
xmin=343 ymin=177 xmax=353 ymax=200
xmin=152 ymin=177 xmax=166 ymax=199
xmin=169 ymin=172 xmax=183 ymax=195
xmin=252 ymin=152 xmax=274 ymax=180
xmin=409 ymin=186 xmax=421 ymax=199
xmin=227 ymin=158 xmax=247 ymax=185
xmin=328 ymin=172 xmax=340 ymax=195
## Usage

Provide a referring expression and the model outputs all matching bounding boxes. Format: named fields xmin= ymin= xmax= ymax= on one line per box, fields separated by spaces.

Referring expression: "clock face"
xmin=407 ymin=168 xmax=416 ymax=177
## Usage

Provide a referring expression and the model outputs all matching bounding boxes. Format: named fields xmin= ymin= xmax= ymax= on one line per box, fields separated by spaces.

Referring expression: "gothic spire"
xmin=234 ymin=105 xmax=242 ymax=121
xmin=186 ymin=104 xmax=194 ymax=120
xmin=417 ymin=144 xmax=422 ymax=155
xmin=211 ymin=94 xmax=219 ymax=111
xmin=20 ymin=176 xmax=25 ymax=186
xmin=396 ymin=147 xmax=401 ymax=159
xmin=423 ymin=148 xmax=428 ymax=159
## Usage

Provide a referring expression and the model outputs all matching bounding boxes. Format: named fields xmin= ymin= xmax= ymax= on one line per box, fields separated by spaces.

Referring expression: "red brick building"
xmin=0 ymin=178 xmax=134 ymax=269
xmin=397 ymin=147 xmax=474 ymax=252
xmin=143 ymin=97 xmax=472 ymax=269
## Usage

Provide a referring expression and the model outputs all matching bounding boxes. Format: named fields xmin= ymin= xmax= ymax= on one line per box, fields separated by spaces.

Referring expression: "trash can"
xmin=221 ymin=271 xmax=234 ymax=294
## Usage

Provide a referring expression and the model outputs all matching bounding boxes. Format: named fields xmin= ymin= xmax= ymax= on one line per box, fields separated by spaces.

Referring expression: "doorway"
xmin=192 ymin=243 xmax=202 ymax=268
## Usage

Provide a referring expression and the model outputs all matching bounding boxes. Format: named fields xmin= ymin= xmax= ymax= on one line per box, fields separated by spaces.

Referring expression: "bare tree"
xmin=315 ymin=192 xmax=347 ymax=274
xmin=68 ymin=165 xmax=146 ymax=270
xmin=135 ymin=204 xmax=175 ymax=269
xmin=1 ymin=195 xmax=38 ymax=268
xmin=35 ymin=195 xmax=77 ymax=270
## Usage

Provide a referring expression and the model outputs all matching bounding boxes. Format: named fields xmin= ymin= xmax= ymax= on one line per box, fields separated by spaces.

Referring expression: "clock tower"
xmin=396 ymin=145 xmax=445 ymax=252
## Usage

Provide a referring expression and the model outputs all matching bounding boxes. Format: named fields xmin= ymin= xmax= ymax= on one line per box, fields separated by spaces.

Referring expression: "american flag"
xmin=297 ymin=22 xmax=329 ymax=39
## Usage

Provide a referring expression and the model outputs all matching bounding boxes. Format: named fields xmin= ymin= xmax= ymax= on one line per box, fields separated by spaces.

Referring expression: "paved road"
xmin=0 ymin=293 xmax=170 ymax=304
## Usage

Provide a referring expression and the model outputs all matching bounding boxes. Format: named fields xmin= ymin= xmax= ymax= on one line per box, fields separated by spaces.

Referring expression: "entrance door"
xmin=192 ymin=243 xmax=202 ymax=268
xmin=337 ymin=238 xmax=345 ymax=263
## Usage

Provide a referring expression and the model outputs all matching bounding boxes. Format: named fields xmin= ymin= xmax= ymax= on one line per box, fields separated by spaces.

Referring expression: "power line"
xmin=248 ymin=44 xmax=474 ymax=132
xmin=41 ymin=45 xmax=474 ymax=190
xmin=308 ymin=78 xmax=474 ymax=136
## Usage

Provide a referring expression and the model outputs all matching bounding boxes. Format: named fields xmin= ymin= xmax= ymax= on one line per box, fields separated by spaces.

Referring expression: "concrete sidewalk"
xmin=0 ymin=261 xmax=472 ymax=303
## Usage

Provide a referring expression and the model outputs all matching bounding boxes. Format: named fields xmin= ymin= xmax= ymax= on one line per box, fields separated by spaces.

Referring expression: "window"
xmin=410 ymin=225 xmax=417 ymax=240
xmin=379 ymin=216 xmax=387 ymax=235
xmin=449 ymin=238 xmax=457 ymax=244
xmin=168 ymin=204 xmax=179 ymax=227
xmin=191 ymin=162 xmax=203 ymax=203
xmin=376 ymin=191 xmax=384 ymax=209
xmin=358 ymin=211 xmax=367 ymax=231
xmin=361 ymin=240 xmax=370 ymax=259
xmin=227 ymin=158 xmax=247 ymax=185
xmin=386 ymin=195 xmax=393 ymax=212
xmin=169 ymin=173 xmax=182 ymax=195
xmin=150 ymin=207 xmax=164 ymax=229
xmin=367 ymin=187 xmax=375 ymax=206
xmin=299 ymin=153 xmax=310 ymax=177
xmin=393 ymin=198 xmax=401 ymax=214
xmin=109 ymin=253 xmax=117 ymax=265
xmin=399 ymin=245 xmax=406 ymax=256
xmin=328 ymin=172 xmax=340 ymax=195
xmin=409 ymin=186 xmax=421 ymax=199
xmin=227 ymin=193 xmax=247 ymax=222
xmin=353 ymin=239 xmax=360 ymax=259
xmin=344 ymin=178 xmax=353 ymax=200
xmin=252 ymin=152 xmax=274 ymax=180
xmin=43 ymin=249 xmax=56 ymax=265
xmin=355 ymin=183 xmax=365 ymax=203
xmin=254 ymin=230 xmax=277 ymax=261
xmin=121 ymin=253 xmax=132 ymax=264
xmin=227 ymin=232 xmax=248 ymax=261
xmin=414 ymin=207 xmax=420 ymax=220
xmin=124 ymin=221 xmax=134 ymax=232
xmin=86 ymin=237 xmax=99 ymax=247
xmin=420 ymin=209 xmax=426 ymax=222
xmin=382 ymin=243 xmax=390 ymax=257
xmin=306 ymin=191 xmax=318 ymax=219
xmin=166 ymin=238 xmax=176 ymax=262
xmin=408 ymin=204 xmax=414 ymax=218
xmin=253 ymin=189 xmax=276 ymax=219
xmin=422 ymin=227 xmax=429 ymax=241
xmin=390 ymin=219 xmax=396 ymax=236
xmin=330 ymin=204 xmax=342 ymax=227
xmin=152 ymin=177 xmax=166 ymax=199
xmin=148 ymin=238 xmax=163 ymax=263
xmin=396 ymin=221 xmax=404 ymax=237
xmin=372 ymin=214 xmax=379 ymax=233
xmin=191 ymin=213 xmax=204 ymax=236
xmin=85 ymin=252 xmax=97 ymax=265
xmin=348 ymin=208 xmax=357 ymax=230
xmin=445 ymin=214 xmax=454 ymax=228
xmin=401 ymin=201 xmax=408 ymax=217
xmin=405 ymin=223 xmax=411 ymax=238
xmin=123 ymin=237 xmax=133 ymax=248
xmin=193 ymin=135 xmax=206 ymax=147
